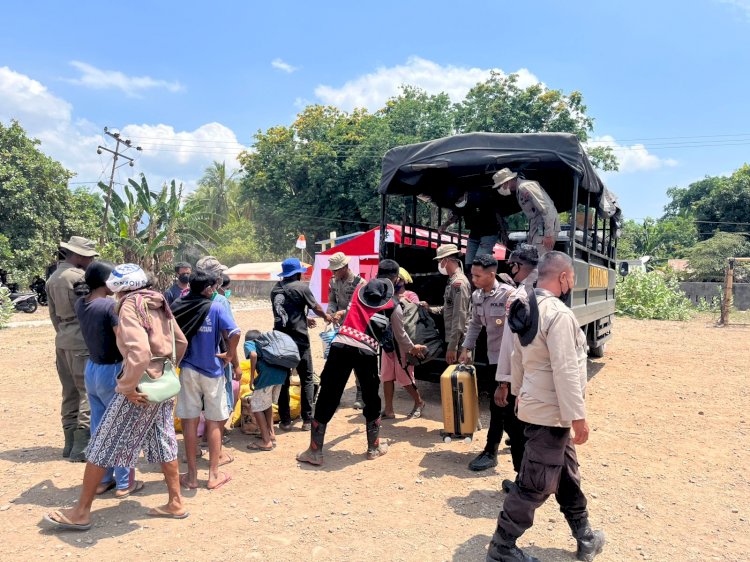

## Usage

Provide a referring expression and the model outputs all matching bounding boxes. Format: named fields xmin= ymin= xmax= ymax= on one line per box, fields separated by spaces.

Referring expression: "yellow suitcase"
xmin=440 ymin=364 xmax=480 ymax=443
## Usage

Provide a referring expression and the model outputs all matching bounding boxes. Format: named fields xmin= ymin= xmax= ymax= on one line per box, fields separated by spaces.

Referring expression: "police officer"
xmin=46 ymin=236 xmax=99 ymax=461
xmin=486 ymin=251 xmax=605 ymax=562
xmin=494 ymin=244 xmax=539 ymax=489
xmin=424 ymin=244 xmax=471 ymax=364
xmin=326 ymin=251 xmax=366 ymax=408
xmin=492 ymin=168 xmax=560 ymax=256
xmin=458 ymin=254 xmax=514 ymax=471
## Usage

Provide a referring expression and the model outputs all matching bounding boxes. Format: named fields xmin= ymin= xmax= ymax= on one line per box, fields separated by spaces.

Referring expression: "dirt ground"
xmin=0 ymin=306 xmax=747 ymax=562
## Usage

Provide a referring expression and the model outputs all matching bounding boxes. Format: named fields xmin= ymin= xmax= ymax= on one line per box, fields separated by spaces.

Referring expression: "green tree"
xmin=683 ymin=232 xmax=750 ymax=282
xmin=186 ymin=161 xmax=242 ymax=230
xmin=100 ymin=175 xmax=214 ymax=287
xmin=663 ymin=165 xmax=750 ymax=238
xmin=618 ymin=216 xmax=699 ymax=260
xmin=212 ymin=218 xmax=264 ymax=267
xmin=61 ymin=187 xmax=105 ymax=242
xmin=0 ymin=120 xmax=73 ymax=280
xmin=455 ymin=72 xmax=618 ymax=171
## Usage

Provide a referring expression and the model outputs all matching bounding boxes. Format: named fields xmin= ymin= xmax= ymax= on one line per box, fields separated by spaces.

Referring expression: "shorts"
xmin=379 ymin=351 xmax=415 ymax=387
xmin=250 ymin=384 xmax=282 ymax=412
xmin=175 ymin=366 xmax=230 ymax=422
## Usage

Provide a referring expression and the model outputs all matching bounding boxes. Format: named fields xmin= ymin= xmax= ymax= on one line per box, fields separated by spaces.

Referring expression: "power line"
xmin=98 ymin=127 xmax=142 ymax=243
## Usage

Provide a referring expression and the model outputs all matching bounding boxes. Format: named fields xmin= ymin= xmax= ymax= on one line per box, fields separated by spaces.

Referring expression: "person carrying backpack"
xmin=380 ymin=268 xmax=426 ymax=420
xmin=296 ymin=260 xmax=427 ymax=466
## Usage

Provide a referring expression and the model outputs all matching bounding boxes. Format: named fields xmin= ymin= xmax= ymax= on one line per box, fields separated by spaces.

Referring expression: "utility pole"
xmin=97 ymin=127 xmax=142 ymax=244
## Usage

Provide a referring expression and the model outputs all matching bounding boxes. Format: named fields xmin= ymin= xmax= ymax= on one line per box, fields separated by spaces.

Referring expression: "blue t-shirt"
xmin=244 ymin=340 xmax=289 ymax=389
xmin=181 ymin=301 xmax=240 ymax=378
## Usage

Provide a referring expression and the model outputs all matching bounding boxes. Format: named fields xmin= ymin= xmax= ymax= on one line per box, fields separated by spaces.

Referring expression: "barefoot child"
xmin=244 ymin=330 xmax=289 ymax=451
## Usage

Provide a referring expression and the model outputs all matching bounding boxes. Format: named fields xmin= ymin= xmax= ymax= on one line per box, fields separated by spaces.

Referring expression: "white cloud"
xmin=314 ymin=56 xmax=539 ymax=111
xmin=590 ymin=135 xmax=678 ymax=173
xmin=0 ymin=66 xmax=72 ymax=129
xmin=67 ymin=61 xmax=184 ymax=97
xmin=717 ymin=0 xmax=750 ymax=20
xmin=0 ymin=66 xmax=245 ymax=192
xmin=271 ymin=58 xmax=299 ymax=74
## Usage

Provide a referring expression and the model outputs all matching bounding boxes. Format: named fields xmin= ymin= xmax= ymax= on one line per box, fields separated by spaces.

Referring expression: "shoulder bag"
xmin=137 ymin=319 xmax=181 ymax=403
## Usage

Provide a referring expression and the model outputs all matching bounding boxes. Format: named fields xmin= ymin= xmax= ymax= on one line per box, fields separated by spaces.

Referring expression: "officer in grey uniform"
xmin=326 ymin=251 xmax=366 ymax=407
xmin=486 ymin=251 xmax=605 ymax=562
xmin=494 ymin=244 xmax=539 ymax=489
xmin=459 ymin=254 xmax=514 ymax=471
xmin=46 ymin=236 xmax=99 ymax=461
xmin=425 ymin=244 xmax=471 ymax=365
xmin=492 ymin=168 xmax=560 ymax=256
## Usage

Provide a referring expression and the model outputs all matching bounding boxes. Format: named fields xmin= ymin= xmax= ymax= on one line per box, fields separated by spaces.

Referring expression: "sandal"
xmin=115 ymin=480 xmax=144 ymax=499
xmin=95 ymin=480 xmax=116 ymax=495
xmin=43 ymin=510 xmax=92 ymax=531
xmin=380 ymin=411 xmax=396 ymax=420
xmin=407 ymin=402 xmax=426 ymax=419
xmin=246 ymin=441 xmax=274 ymax=452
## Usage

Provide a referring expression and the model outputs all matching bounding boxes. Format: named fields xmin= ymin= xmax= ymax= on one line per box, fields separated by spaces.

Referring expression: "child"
xmin=379 ymin=268 xmax=426 ymax=419
xmin=244 ymin=330 xmax=290 ymax=451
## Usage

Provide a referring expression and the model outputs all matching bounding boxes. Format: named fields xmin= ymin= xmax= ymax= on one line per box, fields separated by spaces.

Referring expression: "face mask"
xmin=497 ymin=185 xmax=512 ymax=197
xmin=559 ymin=274 xmax=572 ymax=301
xmin=510 ymin=263 xmax=520 ymax=279
xmin=438 ymin=262 xmax=449 ymax=276
xmin=224 ymin=289 xmax=232 ymax=298
xmin=178 ymin=274 xmax=190 ymax=284
xmin=455 ymin=193 xmax=468 ymax=208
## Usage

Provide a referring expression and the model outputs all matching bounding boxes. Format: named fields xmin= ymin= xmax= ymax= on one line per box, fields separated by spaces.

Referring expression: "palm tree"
xmin=188 ymin=161 xmax=245 ymax=230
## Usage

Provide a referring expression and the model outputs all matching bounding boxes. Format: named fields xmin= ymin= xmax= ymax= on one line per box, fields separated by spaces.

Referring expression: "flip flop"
xmin=95 ymin=480 xmax=116 ymax=495
xmin=179 ymin=474 xmax=198 ymax=490
xmin=207 ymin=472 xmax=232 ymax=491
xmin=218 ymin=453 xmax=234 ymax=466
xmin=147 ymin=506 xmax=190 ymax=520
xmin=246 ymin=442 xmax=273 ymax=452
xmin=380 ymin=412 xmax=396 ymax=420
xmin=43 ymin=510 xmax=92 ymax=531
xmin=407 ymin=402 xmax=426 ymax=419
xmin=115 ymin=480 xmax=144 ymax=499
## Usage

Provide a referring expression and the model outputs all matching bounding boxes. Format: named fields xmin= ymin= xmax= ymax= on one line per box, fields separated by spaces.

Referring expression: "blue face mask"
xmin=224 ymin=289 xmax=232 ymax=298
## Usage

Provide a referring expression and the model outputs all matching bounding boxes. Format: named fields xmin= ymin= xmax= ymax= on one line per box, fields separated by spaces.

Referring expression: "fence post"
xmin=719 ymin=258 xmax=735 ymax=325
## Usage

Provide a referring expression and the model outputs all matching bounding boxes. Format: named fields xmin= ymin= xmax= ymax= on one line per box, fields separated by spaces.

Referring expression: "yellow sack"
xmin=174 ymin=367 xmax=182 ymax=433
xmin=273 ymin=383 xmax=301 ymax=422
xmin=230 ymin=360 xmax=254 ymax=427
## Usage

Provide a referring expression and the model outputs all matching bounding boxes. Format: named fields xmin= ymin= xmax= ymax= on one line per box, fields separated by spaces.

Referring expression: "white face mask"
xmin=438 ymin=261 xmax=449 ymax=276
xmin=497 ymin=185 xmax=512 ymax=196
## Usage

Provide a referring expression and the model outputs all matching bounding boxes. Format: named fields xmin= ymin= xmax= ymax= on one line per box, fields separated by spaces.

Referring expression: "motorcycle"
xmin=2 ymin=282 xmax=38 ymax=313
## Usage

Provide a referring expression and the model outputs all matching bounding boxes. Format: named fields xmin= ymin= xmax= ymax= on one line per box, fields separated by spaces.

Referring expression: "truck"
xmin=377 ymin=132 xmax=622 ymax=380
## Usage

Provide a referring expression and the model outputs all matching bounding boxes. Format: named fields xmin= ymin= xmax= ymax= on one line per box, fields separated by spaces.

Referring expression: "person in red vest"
xmin=296 ymin=260 xmax=427 ymax=466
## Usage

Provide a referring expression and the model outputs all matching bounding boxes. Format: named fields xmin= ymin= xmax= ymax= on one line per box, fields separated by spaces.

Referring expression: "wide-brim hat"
xmin=328 ymin=252 xmax=350 ymax=271
xmin=508 ymin=290 xmax=539 ymax=346
xmin=279 ymin=257 xmax=308 ymax=278
xmin=196 ymin=256 xmax=228 ymax=277
xmin=434 ymin=244 xmax=461 ymax=261
xmin=59 ymin=236 xmax=99 ymax=257
xmin=358 ymin=278 xmax=394 ymax=308
xmin=492 ymin=168 xmax=518 ymax=189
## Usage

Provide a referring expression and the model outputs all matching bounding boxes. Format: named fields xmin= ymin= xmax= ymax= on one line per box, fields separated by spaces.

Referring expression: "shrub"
xmin=0 ymin=286 xmax=14 ymax=329
xmin=616 ymin=271 xmax=695 ymax=320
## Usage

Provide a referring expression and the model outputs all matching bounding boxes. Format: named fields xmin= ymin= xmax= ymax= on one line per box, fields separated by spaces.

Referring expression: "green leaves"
xmin=615 ymin=272 xmax=695 ymax=321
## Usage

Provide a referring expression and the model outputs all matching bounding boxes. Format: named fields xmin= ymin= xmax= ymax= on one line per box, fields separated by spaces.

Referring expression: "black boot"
xmin=486 ymin=527 xmax=540 ymax=562
xmin=68 ymin=428 xmax=90 ymax=463
xmin=296 ymin=420 xmax=326 ymax=466
xmin=365 ymin=418 xmax=387 ymax=459
xmin=353 ymin=379 xmax=364 ymax=410
xmin=62 ymin=427 xmax=75 ymax=458
xmin=469 ymin=443 xmax=499 ymax=471
xmin=568 ymin=518 xmax=605 ymax=562
xmin=501 ymin=478 xmax=517 ymax=494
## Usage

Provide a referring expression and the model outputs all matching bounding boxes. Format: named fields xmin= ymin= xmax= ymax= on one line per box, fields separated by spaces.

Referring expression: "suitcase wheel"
xmin=443 ymin=436 xmax=452 ymax=444
xmin=464 ymin=436 xmax=472 ymax=444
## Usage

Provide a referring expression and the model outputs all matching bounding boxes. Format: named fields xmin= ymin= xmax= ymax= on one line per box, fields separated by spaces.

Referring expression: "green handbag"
xmin=137 ymin=319 xmax=181 ymax=404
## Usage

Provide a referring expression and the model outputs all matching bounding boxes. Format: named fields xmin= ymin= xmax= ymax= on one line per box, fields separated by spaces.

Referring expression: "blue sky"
xmin=2 ymin=0 xmax=749 ymax=223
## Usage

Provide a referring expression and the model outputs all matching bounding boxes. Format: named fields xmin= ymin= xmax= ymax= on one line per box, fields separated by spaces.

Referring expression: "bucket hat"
xmin=491 ymin=168 xmax=518 ymax=189
xmin=434 ymin=244 xmax=461 ymax=261
xmin=279 ymin=258 xmax=308 ymax=278
xmin=196 ymin=256 xmax=228 ymax=277
xmin=327 ymin=252 xmax=350 ymax=271
xmin=59 ymin=236 xmax=99 ymax=258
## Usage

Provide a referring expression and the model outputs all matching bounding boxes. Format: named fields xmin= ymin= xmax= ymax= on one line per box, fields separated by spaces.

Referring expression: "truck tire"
xmin=588 ymin=343 xmax=605 ymax=358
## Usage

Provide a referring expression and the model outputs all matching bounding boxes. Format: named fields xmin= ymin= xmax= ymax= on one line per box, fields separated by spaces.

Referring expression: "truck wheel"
xmin=589 ymin=343 xmax=605 ymax=358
